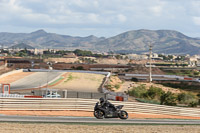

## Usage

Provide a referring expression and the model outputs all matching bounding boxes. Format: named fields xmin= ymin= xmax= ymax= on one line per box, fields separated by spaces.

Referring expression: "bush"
xmin=128 ymin=84 xmax=147 ymax=98
xmin=146 ymin=86 xmax=164 ymax=100
xmin=193 ymin=71 xmax=200 ymax=76
xmin=114 ymin=84 xmax=120 ymax=90
xmin=160 ymin=91 xmax=177 ymax=106
xmin=177 ymin=93 xmax=186 ymax=103
xmin=188 ymin=101 xmax=198 ymax=107
xmin=105 ymin=84 xmax=112 ymax=90
xmin=76 ymin=66 xmax=84 ymax=70
xmin=131 ymin=77 xmax=138 ymax=82
xmin=177 ymin=92 xmax=197 ymax=105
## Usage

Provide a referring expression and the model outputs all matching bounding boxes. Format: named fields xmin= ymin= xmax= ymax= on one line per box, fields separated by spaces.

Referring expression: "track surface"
xmin=10 ymin=72 xmax=64 ymax=90
xmin=0 ymin=115 xmax=200 ymax=125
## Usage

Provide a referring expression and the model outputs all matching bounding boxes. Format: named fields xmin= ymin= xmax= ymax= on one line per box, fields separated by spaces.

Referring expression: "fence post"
xmin=64 ymin=90 xmax=67 ymax=98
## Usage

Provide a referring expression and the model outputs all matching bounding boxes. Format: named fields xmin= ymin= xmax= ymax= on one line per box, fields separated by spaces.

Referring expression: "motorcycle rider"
xmin=99 ymin=97 xmax=116 ymax=111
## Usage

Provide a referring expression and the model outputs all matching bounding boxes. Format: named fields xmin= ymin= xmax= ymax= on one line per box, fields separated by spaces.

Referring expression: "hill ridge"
xmin=0 ymin=29 xmax=200 ymax=55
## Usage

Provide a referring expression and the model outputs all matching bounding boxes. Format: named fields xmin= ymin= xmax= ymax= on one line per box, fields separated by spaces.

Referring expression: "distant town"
xmin=0 ymin=43 xmax=200 ymax=70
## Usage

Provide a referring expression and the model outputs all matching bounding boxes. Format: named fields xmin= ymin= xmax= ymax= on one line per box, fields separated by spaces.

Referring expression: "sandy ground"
xmin=96 ymin=58 xmax=129 ymax=64
xmin=51 ymin=72 xmax=105 ymax=92
xmin=117 ymin=81 xmax=181 ymax=94
xmin=0 ymin=72 xmax=34 ymax=84
xmin=44 ymin=58 xmax=79 ymax=63
xmin=107 ymin=76 xmax=123 ymax=91
xmin=0 ymin=123 xmax=200 ymax=133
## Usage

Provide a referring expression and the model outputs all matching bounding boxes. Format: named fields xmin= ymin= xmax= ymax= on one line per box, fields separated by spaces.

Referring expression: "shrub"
xmin=197 ymin=93 xmax=200 ymax=105
xmin=177 ymin=93 xmax=186 ymax=103
xmin=131 ymin=77 xmax=138 ymax=82
xmin=128 ymin=84 xmax=147 ymax=98
xmin=193 ymin=71 xmax=199 ymax=76
xmin=188 ymin=101 xmax=198 ymax=107
xmin=105 ymin=84 xmax=112 ymax=90
xmin=146 ymin=86 xmax=164 ymax=100
xmin=160 ymin=91 xmax=177 ymax=106
xmin=114 ymin=84 xmax=120 ymax=90
xmin=178 ymin=92 xmax=197 ymax=105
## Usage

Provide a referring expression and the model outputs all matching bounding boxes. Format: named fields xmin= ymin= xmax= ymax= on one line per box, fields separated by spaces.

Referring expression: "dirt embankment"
xmin=134 ymin=82 xmax=181 ymax=94
xmin=105 ymin=76 xmax=123 ymax=91
xmin=0 ymin=67 xmax=13 ymax=76
xmin=96 ymin=58 xmax=129 ymax=64
xmin=127 ymin=65 xmax=165 ymax=74
xmin=44 ymin=58 xmax=79 ymax=63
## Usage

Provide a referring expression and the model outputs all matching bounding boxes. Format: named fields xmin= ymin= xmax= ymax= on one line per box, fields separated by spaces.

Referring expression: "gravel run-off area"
xmin=0 ymin=123 xmax=200 ymax=133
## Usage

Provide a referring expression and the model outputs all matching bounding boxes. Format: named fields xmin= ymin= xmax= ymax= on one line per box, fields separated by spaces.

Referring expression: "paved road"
xmin=0 ymin=115 xmax=200 ymax=125
xmin=10 ymin=72 xmax=64 ymax=90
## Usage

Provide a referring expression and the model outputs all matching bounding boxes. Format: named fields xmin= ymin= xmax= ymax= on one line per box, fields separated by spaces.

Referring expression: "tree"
xmin=74 ymin=49 xmax=93 ymax=56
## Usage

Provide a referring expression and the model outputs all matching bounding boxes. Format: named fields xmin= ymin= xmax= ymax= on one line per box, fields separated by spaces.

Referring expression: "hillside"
xmin=95 ymin=29 xmax=200 ymax=55
xmin=9 ymin=43 xmax=35 ymax=49
xmin=0 ymin=29 xmax=200 ymax=55
xmin=0 ymin=29 xmax=104 ymax=49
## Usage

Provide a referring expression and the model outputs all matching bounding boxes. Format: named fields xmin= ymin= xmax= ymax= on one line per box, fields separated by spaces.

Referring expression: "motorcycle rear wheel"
xmin=94 ymin=110 xmax=104 ymax=119
xmin=119 ymin=110 xmax=128 ymax=119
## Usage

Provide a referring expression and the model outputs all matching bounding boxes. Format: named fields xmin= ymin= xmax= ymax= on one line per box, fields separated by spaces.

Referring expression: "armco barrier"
xmin=0 ymin=98 xmax=199 ymax=117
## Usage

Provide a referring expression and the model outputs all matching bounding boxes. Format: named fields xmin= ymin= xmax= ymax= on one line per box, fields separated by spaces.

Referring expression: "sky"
xmin=1 ymin=0 xmax=200 ymax=38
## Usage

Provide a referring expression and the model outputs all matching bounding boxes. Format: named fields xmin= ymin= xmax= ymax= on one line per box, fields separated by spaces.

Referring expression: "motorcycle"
xmin=94 ymin=101 xmax=128 ymax=119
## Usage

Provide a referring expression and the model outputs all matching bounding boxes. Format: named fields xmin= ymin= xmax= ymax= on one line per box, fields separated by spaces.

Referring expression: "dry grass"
xmin=50 ymin=72 xmax=105 ymax=92
xmin=44 ymin=58 xmax=79 ymax=63
xmin=0 ymin=123 xmax=199 ymax=133
xmin=106 ymin=76 xmax=123 ymax=91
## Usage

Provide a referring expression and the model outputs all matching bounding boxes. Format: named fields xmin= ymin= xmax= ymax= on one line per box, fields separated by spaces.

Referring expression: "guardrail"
xmin=0 ymin=93 xmax=24 ymax=98
xmin=0 ymin=98 xmax=199 ymax=117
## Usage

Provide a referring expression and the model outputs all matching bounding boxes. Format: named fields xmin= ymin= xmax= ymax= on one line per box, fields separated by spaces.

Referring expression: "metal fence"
xmin=0 ymin=97 xmax=199 ymax=118
xmin=0 ymin=93 xmax=24 ymax=98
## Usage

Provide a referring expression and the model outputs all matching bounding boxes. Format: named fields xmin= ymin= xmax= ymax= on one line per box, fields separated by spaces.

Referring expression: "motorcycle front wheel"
xmin=94 ymin=110 xmax=104 ymax=119
xmin=118 ymin=110 xmax=128 ymax=119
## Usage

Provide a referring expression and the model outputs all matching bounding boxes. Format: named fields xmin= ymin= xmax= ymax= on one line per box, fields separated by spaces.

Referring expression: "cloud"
xmin=117 ymin=14 xmax=127 ymax=22
xmin=87 ymin=13 xmax=100 ymax=23
xmin=149 ymin=6 xmax=163 ymax=16
xmin=193 ymin=17 xmax=200 ymax=25
xmin=0 ymin=0 xmax=200 ymax=37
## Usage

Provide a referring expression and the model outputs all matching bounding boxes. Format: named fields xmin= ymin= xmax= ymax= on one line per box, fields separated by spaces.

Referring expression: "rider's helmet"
xmin=99 ymin=97 xmax=105 ymax=104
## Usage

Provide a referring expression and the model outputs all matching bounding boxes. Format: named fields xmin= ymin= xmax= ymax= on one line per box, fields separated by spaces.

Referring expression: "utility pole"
xmin=149 ymin=43 xmax=152 ymax=83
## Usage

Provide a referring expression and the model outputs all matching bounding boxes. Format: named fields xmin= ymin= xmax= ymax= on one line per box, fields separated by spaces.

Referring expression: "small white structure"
xmin=0 ymin=84 xmax=10 ymax=94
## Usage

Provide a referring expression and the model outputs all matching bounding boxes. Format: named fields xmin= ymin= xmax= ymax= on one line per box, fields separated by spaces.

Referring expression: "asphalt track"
xmin=10 ymin=69 xmax=110 ymax=90
xmin=10 ymin=72 xmax=64 ymax=90
xmin=0 ymin=115 xmax=200 ymax=125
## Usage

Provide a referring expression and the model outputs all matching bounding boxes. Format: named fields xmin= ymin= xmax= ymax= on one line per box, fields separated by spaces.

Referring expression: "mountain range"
xmin=0 ymin=29 xmax=200 ymax=55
